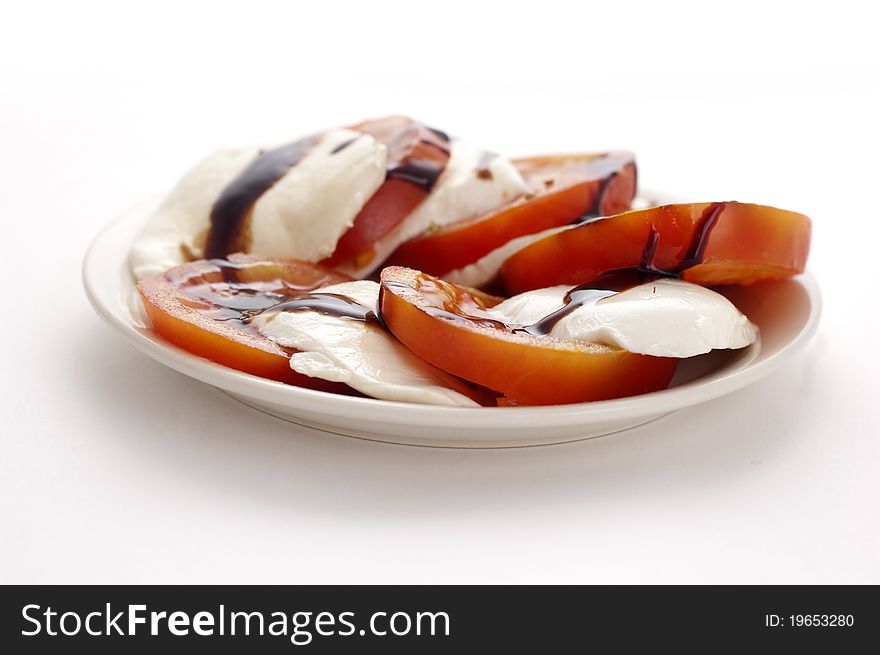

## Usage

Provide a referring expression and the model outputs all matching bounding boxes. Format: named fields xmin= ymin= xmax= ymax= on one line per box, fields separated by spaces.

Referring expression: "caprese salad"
xmin=132 ymin=116 xmax=811 ymax=406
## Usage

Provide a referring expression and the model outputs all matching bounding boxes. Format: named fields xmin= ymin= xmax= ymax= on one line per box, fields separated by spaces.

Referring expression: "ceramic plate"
xmin=83 ymin=198 xmax=821 ymax=447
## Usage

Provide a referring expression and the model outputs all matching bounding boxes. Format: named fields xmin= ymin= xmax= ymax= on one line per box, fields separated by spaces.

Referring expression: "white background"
xmin=2 ymin=0 xmax=878 ymax=583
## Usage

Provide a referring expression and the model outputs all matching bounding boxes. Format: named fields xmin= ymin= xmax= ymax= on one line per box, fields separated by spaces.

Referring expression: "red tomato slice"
xmin=322 ymin=116 xmax=451 ymax=269
xmin=385 ymin=152 xmax=636 ymax=276
xmin=137 ymin=254 xmax=353 ymax=389
xmin=500 ymin=202 xmax=811 ymax=294
xmin=379 ymin=266 xmax=677 ymax=406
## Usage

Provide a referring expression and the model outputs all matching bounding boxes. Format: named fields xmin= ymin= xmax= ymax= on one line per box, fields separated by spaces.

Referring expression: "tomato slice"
xmin=322 ymin=116 xmax=451 ymax=269
xmin=137 ymin=254 xmax=353 ymax=389
xmin=500 ymin=202 xmax=811 ymax=294
xmin=379 ymin=266 xmax=677 ymax=406
xmin=385 ymin=152 xmax=636 ymax=276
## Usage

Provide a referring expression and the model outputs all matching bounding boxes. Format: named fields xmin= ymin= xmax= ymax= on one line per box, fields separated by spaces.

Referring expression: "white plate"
xmin=83 ymin=199 xmax=821 ymax=448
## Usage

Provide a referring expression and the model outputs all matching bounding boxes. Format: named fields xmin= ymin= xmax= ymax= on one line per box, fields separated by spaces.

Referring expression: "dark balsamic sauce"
xmin=428 ymin=140 xmax=452 ymax=157
xmin=204 ymin=135 xmax=318 ymax=259
xmin=674 ymin=202 xmax=725 ymax=271
xmin=174 ymin=259 xmax=378 ymax=330
xmin=330 ymin=137 xmax=357 ymax=154
xmin=204 ymin=258 xmax=248 ymax=282
xmin=243 ymin=293 xmax=380 ymax=325
xmin=517 ymin=286 xmax=616 ymax=336
xmin=386 ymin=160 xmax=446 ymax=192
xmin=191 ymin=203 xmax=724 ymax=348
xmin=383 ymin=279 xmax=509 ymax=330
xmin=204 ymin=258 xmax=248 ymax=270
xmin=426 ymin=126 xmax=451 ymax=142
xmin=165 ymin=258 xmax=248 ymax=287
xmin=381 ymin=123 xmax=451 ymax=191
xmin=573 ymin=203 xmax=727 ymax=289
xmin=186 ymin=281 xmax=381 ymax=331
xmin=347 ymin=121 xmax=449 ymax=194
xmin=637 ymin=228 xmax=662 ymax=274
xmin=206 ymin=288 xmax=292 ymax=318
xmin=389 ymin=278 xmax=615 ymax=337
xmin=382 ymin=280 xmax=417 ymax=293
xmin=422 ymin=306 xmax=510 ymax=331
xmin=532 ymin=153 xmax=635 ymax=223
xmin=635 ymin=202 xmax=725 ymax=277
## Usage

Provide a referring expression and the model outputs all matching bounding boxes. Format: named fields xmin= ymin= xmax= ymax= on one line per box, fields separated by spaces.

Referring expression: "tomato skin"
xmin=137 ymin=254 xmax=352 ymax=390
xmin=682 ymin=203 xmax=811 ymax=285
xmin=322 ymin=116 xmax=450 ymax=269
xmin=387 ymin=153 xmax=637 ymax=277
xmin=596 ymin=162 xmax=638 ymax=216
xmin=322 ymin=178 xmax=426 ymax=268
xmin=379 ymin=267 xmax=677 ymax=406
xmin=387 ymin=177 xmax=591 ymax=275
xmin=501 ymin=202 xmax=811 ymax=294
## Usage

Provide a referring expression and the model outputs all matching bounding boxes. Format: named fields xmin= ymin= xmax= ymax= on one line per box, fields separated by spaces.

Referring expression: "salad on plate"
xmin=131 ymin=116 xmax=811 ymax=407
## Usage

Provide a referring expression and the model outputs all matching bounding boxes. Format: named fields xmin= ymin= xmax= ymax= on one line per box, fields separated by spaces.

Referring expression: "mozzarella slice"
xmin=342 ymin=139 xmax=532 ymax=278
xmin=253 ymin=281 xmax=479 ymax=406
xmin=247 ymin=129 xmax=386 ymax=261
xmin=129 ymin=147 xmax=260 ymax=280
xmin=485 ymin=278 xmax=758 ymax=358
xmin=130 ymin=129 xmax=386 ymax=280
xmin=444 ymin=224 xmax=576 ymax=288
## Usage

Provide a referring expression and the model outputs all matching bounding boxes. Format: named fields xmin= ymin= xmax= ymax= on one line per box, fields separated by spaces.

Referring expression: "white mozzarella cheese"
xmin=444 ymin=224 xmax=576 ymax=288
xmin=486 ymin=278 xmax=758 ymax=358
xmin=247 ymin=129 xmax=386 ymax=261
xmin=253 ymin=281 xmax=479 ymax=406
xmin=129 ymin=147 xmax=260 ymax=280
xmin=130 ymin=129 xmax=386 ymax=279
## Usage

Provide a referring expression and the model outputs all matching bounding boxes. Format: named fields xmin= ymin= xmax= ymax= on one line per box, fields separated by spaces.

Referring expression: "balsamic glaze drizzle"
xmin=573 ymin=202 xmax=727 ymax=287
xmin=422 ymin=306 xmax=510 ymax=331
xmin=241 ymin=293 xmax=378 ymax=324
xmin=383 ymin=203 xmax=724 ymax=338
xmin=204 ymin=135 xmax=318 ymax=259
xmin=330 ymin=137 xmax=357 ymax=154
xmin=198 ymin=263 xmax=379 ymax=325
xmin=537 ymin=153 xmax=636 ymax=223
xmin=173 ymin=259 xmax=379 ymax=329
xmin=204 ymin=258 xmax=249 ymax=282
xmin=426 ymin=126 xmax=451 ymax=142
xmin=635 ymin=202 xmax=725 ymax=277
xmin=386 ymin=159 xmax=446 ymax=192
xmin=382 ymin=124 xmax=451 ymax=191
xmin=203 ymin=122 xmax=451 ymax=260
xmin=207 ymin=287 xmax=291 ymax=316
xmin=182 ymin=269 xmax=618 ymax=344
xmin=517 ymin=286 xmax=616 ymax=336
xmin=188 ymin=203 xmax=724 ymax=341
xmin=387 ymin=279 xmax=615 ymax=337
